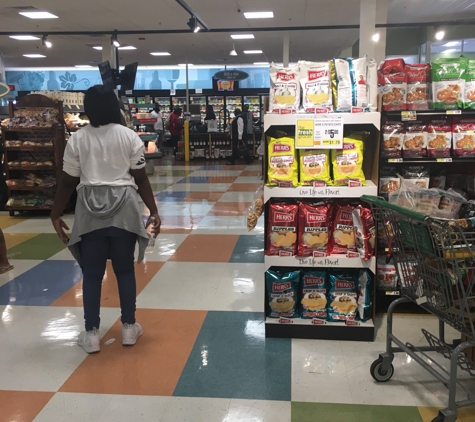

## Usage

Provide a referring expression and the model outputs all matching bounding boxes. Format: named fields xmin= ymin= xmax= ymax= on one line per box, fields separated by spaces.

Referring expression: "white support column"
xmin=283 ymin=31 xmax=290 ymax=67
xmin=374 ymin=0 xmax=391 ymax=64
xmin=359 ymin=0 xmax=376 ymax=59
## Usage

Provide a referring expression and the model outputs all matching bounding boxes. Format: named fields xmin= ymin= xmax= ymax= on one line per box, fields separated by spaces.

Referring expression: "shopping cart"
xmin=361 ymin=195 xmax=475 ymax=422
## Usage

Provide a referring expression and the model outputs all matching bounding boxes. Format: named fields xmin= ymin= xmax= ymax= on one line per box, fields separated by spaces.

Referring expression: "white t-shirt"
xmin=63 ymin=124 xmax=145 ymax=189
xmin=151 ymin=110 xmax=163 ymax=131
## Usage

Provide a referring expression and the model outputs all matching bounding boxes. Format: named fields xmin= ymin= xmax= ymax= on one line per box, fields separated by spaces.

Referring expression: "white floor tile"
xmin=4 ymin=216 xmax=75 ymax=233
xmin=157 ymin=202 xmax=214 ymax=216
xmin=225 ymin=399 xmax=291 ymax=422
xmin=193 ymin=216 xmax=264 ymax=235
xmin=161 ymin=397 xmax=230 ymax=422
xmin=165 ymin=183 xmax=231 ymax=192
xmin=190 ymin=170 xmax=243 ymax=177
xmin=233 ymin=176 xmax=262 ymax=184
xmin=141 ymin=233 xmax=188 ymax=262
xmin=0 ymin=259 xmax=42 ymax=287
xmin=218 ymin=192 xmax=257 ymax=202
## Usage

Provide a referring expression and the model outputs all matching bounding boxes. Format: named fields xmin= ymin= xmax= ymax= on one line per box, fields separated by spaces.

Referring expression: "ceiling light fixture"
xmin=75 ymin=65 xmax=93 ymax=68
xmin=19 ymin=11 xmax=58 ymax=19
xmin=9 ymin=35 xmax=39 ymax=40
xmin=230 ymin=43 xmax=238 ymax=56
xmin=111 ymin=32 xmax=120 ymax=48
xmin=187 ymin=16 xmax=200 ymax=33
xmin=118 ymin=46 xmax=137 ymax=50
xmin=244 ymin=11 xmax=274 ymax=19
xmin=175 ymin=0 xmax=210 ymax=31
xmin=253 ymin=62 xmax=269 ymax=65
xmin=231 ymin=34 xmax=255 ymax=39
xmin=93 ymin=46 xmax=103 ymax=50
xmin=435 ymin=29 xmax=445 ymax=41
xmin=244 ymin=50 xmax=263 ymax=54
xmin=42 ymin=35 xmax=52 ymax=48
xmin=443 ymin=48 xmax=457 ymax=53
xmin=443 ymin=41 xmax=460 ymax=47
xmin=23 ymin=54 xmax=46 ymax=58
xmin=150 ymin=52 xmax=171 ymax=56
xmin=372 ymin=33 xmax=380 ymax=42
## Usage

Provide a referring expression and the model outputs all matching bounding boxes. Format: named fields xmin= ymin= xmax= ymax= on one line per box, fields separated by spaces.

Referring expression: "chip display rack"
xmin=263 ymin=112 xmax=380 ymax=341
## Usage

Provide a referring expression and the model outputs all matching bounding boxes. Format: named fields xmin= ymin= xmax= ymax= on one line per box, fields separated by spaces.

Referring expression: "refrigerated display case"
xmin=208 ymin=96 xmax=225 ymax=131
xmin=244 ymin=95 xmax=261 ymax=121
xmin=190 ymin=96 xmax=207 ymax=121
xmin=225 ymin=96 xmax=243 ymax=126
xmin=154 ymin=97 xmax=171 ymax=115
xmin=172 ymin=97 xmax=187 ymax=108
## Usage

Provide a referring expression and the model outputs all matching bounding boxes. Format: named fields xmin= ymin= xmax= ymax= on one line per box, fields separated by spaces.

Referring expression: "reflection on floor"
xmin=0 ymin=160 xmax=474 ymax=422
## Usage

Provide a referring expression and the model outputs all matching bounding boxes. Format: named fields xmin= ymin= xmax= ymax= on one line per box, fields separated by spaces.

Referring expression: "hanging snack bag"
xmin=432 ymin=57 xmax=467 ymax=110
xmin=357 ymin=270 xmax=372 ymax=322
xmin=402 ymin=166 xmax=430 ymax=189
xmin=427 ymin=119 xmax=452 ymax=157
xmin=405 ymin=63 xmax=430 ymax=110
xmin=366 ymin=58 xmax=378 ymax=112
xmin=377 ymin=255 xmax=398 ymax=290
xmin=331 ymin=58 xmax=353 ymax=112
xmin=453 ymin=120 xmax=475 ymax=157
xmin=299 ymin=61 xmax=332 ymax=112
xmin=300 ymin=270 xmax=328 ymax=320
xmin=403 ymin=122 xmax=428 ymax=158
xmin=269 ymin=63 xmax=300 ymax=114
xmin=266 ymin=202 xmax=298 ymax=256
xmin=298 ymin=201 xmax=332 ymax=257
xmin=352 ymin=205 xmax=376 ymax=260
xmin=382 ymin=121 xmax=404 ymax=158
xmin=379 ymin=166 xmax=401 ymax=199
xmin=266 ymin=269 xmax=300 ymax=318
xmin=330 ymin=203 xmax=356 ymax=255
xmin=351 ymin=57 xmax=368 ymax=108
xmin=378 ymin=58 xmax=407 ymax=111
xmin=267 ymin=136 xmax=298 ymax=186
xmin=331 ymin=136 xmax=366 ymax=186
xmin=327 ymin=270 xmax=359 ymax=322
xmin=464 ymin=59 xmax=475 ymax=109
xmin=299 ymin=149 xmax=332 ymax=187
xmin=430 ymin=168 xmax=446 ymax=190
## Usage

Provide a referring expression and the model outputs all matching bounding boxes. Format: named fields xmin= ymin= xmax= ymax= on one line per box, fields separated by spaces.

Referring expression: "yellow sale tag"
xmin=295 ymin=119 xmax=315 ymax=148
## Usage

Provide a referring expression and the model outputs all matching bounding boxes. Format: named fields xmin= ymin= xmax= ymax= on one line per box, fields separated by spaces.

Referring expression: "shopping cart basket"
xmin=361 ymin=195 xmax=475 ymax=422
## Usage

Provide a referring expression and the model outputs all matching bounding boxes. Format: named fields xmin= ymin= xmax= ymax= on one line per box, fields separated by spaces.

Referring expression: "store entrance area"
xmin=0 ymin=159 xmax=474 ymax=422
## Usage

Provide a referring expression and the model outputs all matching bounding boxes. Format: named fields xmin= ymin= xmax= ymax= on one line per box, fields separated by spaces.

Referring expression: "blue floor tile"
xmin=177 ymin=176 xmax=211 ymax=184
xmin=0 ymin=260 xmax=82 ymax=306
xmin=197 ymin=165 xmax=224 ymax=170
xmin=173 ymin=311 xmax=291 ymax=401
xmin=154 ymin=191 xmax=189 ymax=202
xmin=229 ymin=235 xmax=264 ymax=263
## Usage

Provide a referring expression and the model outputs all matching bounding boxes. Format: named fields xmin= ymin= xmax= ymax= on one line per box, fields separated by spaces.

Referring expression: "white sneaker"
xmin=78 ymin=328 xmax=100 ymax=354
xmin=122 ymin=323 xmax=143 ymax=346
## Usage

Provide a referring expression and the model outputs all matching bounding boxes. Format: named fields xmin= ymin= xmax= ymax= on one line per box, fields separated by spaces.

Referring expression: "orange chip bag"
xmin=267 ymin=136 xmax=298 ymax=187
xmin=331 ymin=136 xmax=366 ymax=186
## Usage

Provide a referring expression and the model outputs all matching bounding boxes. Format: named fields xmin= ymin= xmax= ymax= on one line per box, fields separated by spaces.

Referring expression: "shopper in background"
xmin=204 ymin=105 xmax=216 ymax=121
xmin=227 ymin=108 xmax=252 ymax=165
xmin=242 ymin=104 xmax=254 ymax=140
xmin=169 ymin=106 xmax=184 ymax=157
xmin=0 ymin=228 xmax=13 ymax=274
xmin=50 ymin=85 xmax=161 ymax=354
xmin=151 ymin=105 xmax=164 ymax=149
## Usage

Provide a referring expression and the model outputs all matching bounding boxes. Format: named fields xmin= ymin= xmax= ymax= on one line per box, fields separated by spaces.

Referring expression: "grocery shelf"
xmin=5 ymin=205 xmax=53 ymax=211
xmin=8 ymin=166 xmax=56 ymax=171
xmin=8 ymin=185 xmax=55 ymax=191
xmin=264 ymin=181 xmax=377 ymax=202
xmin=5 ymin=147 xmax=54 ymax=152
xmin=381 ymin=157 xmax=475 ymax=164
xmin=265 ymin=254 xmax=376 ymax=272
xmin=386 ymin=109 xmax=475 ymax=118
xmin=133 ymin=118 xmax=157 ymax=124
xmin=263 ymin=112 xmax=381 ymax=132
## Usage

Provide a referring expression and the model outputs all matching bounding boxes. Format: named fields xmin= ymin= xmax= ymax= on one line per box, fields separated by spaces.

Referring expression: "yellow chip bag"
xmin=331 ymin=137 xmax=366 ymax=186
xmin=267 ymin=136 xmax=298 ymax=187
xmin=299 ymin=149 xmax=332 ymax=186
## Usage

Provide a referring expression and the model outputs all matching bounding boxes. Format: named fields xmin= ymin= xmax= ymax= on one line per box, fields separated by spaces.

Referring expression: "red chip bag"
xmin=352 ymin=205 xmax=376 ymax=260
xmin=266 ymin=202 xmax=298 ymax=256
xmin=298 ymin=202 xmax=332 ymax=257
xmin=427 ymin=119 xmax=452 ymax=157
xmin=405 ymin=64 xmax=430 ymax=111
xmin=378 ymin=59 xmax=407 ymax=111
xmin=453 ymin=119 xmax=475 ymax=157
xmin=330 ymin=203 xmax=356 ymax=255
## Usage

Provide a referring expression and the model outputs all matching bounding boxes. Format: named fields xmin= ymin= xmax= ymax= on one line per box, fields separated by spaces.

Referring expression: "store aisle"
xmin=0 ymin=161 xmax=474 ymax=422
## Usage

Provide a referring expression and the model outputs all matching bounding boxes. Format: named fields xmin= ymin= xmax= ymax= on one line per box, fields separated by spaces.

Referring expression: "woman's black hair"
xmin=84 ymin=85 xmax=122 ymax=128
xmin=153 ymin=104 xmax=161 ymax=113
xmin=173 ymin=107 xmax=182 ymax=115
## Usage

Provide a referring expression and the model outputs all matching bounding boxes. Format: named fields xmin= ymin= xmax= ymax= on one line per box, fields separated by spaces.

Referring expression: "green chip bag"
xmin=431 ymin=57 xmax=468 ymax=110
xmin=464 ymin=59 xmax=475 ymax=109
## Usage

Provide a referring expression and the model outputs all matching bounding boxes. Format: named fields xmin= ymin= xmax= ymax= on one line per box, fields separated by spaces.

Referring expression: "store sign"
xmin=213 ymin=70 xmax=249 ymax=81
xmin=217 ymin=80 xmax=235 ymax=92
xmin=0 ymin=82 xmax=10 ymax=98
xmin=295 ymin=115 xmax=343 ymax=149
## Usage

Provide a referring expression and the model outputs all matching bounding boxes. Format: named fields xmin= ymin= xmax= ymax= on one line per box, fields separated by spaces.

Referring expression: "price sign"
xmin=436 ymin=158 xmax=452 ymax=162
xmin=446 ymin=110 xmax=462 ymax=115
xmin=295 ymin=115 xmax=343 ymax=149
xmin=388 ymin=158 xmax=403 ymax=162
xmin=401 ymin=111 xmax=417 ymax=121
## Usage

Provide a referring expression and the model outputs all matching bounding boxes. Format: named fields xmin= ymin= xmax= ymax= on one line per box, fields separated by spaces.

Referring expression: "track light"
xmin=187 ymin=16 xmax=200 ymax=32
xmin=230 ymin=43 xmax=237 ymax=56
xmin=111 ymin=32 xmax=120 ymax=47
xmin=42 ymin=35 xmax=52 ymax=48
xmin=435 ymin=28 xmax=445 ymax=41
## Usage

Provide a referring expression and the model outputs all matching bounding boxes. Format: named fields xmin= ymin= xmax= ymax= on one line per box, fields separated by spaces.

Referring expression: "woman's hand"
xmin=51 ymin=217 xmax=70 ymax=244
xmin=146 ymin=213 xmax=161 ymax=238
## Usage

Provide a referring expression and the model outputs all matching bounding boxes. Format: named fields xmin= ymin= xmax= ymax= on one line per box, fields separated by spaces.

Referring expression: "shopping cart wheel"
xmin=431 ymin=411 xmax=454 ymax=422
xmin=370 ymin=358 xmax=394 ymax=382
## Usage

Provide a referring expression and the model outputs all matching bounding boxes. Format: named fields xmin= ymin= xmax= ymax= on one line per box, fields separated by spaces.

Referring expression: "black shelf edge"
xmin=381 ymin=157 xmax=475 ymax=164
xmin=385 ymin=109 xmax=475 ymax=117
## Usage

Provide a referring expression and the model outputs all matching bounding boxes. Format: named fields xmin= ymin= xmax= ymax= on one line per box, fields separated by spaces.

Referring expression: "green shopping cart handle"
xmin=360 ymin=195 xmax=428 ymax=223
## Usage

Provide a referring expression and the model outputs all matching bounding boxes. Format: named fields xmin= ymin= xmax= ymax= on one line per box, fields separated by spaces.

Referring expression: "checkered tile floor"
xmin=1 ymin=160 xmax=474 ymax=421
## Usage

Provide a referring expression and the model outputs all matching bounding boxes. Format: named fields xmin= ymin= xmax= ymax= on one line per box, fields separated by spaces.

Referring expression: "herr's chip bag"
xmin=464 ymin=59 xmax=475 ymax=109
xmin=330 ymin=203 xmax=356 ymax=255
xmin=266 ymin=269 xmax=300 ymax=318
xmin=403 ymin=122 xmax=428 ymax=158
xmin=300 ymin=270 xmax=328 ymax=320
xmin=351 ymin=57 xmax=368 ymax=108
xmin=432 ymin=57 xmax=467 ymax=110
xmin=352 ymin=205 xmax=376 ymax=260
xmin=298 ymin=201 xmax=332 ymax=257
xmin=327 ymin=270 xmax=359 ymax=322
xmin=405 ymin=63 xmax=430 ymax=110
xmin=331 ymin=58 xmax=352 ymax=112
xmin=427 ymin=119 xmax=452 ymax=157
xmin=453 ymin=120 xmax=475 ymax=157
xmin=366 ymin=58 xmax=378 ymax=112
xmin=267 ymin=136 xmax=298 ymax=187
xmin=269 ymin=63 xmax=300 ymax=114
xmin=379 ymin=166 xmax=401 ymax=200
xmin=331 ymin=136 xmax=366 ymax=186
xmin=299 ymin=149 xmax=332 ymax=187
xmin=300 ymin=61 xmax=332 ymax=112
xmin=377 ymin=255 xmax=398 ymax=290
xmin=378 ymin=58 xmax=407 ymax=111
xmin=382 ymin=121 xmax=404 ymax=158
xmin=357 ymin=270 xmax=372 ymax=322
xmin=266 ymin=202 xmax=298 ymax=256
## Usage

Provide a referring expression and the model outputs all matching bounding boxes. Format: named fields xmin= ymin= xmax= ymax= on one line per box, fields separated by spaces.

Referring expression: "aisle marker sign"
xmin=295 ymin=115 xmax=343 ymax=149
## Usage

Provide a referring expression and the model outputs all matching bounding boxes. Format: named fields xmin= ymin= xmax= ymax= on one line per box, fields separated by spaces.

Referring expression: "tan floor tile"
xmin=207 ymin=202 xmax=253 ymax=216
xmin=0 ymin=390 xmax=54 ymax=422
xmin=227 ymin=183 xmax=263 ymax=192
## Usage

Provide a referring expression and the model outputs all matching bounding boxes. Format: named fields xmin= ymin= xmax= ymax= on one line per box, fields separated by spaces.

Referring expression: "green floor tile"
xmin=291 ymin=402 xmax=423 ymax=422
xmin=7 ymin=233 xmax=67 ymax=260
xmin=151 ymin=183 xmax=175 ymax=192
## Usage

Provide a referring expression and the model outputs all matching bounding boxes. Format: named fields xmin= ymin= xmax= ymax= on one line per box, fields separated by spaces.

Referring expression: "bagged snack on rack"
xmin=266 ymin=136 xmax=298 ymax=186
xmin=327 ymin=270 xmax=358 ymax=322
xmin=389 ymin=178 xmax=441 ymax=214
xmin=453 ymin=120 xmax=475 ymax=157
xmin=446 ymin=172 xmax=467 ymax=192
xmin=379 ymin=166 xmax=401 ymax=199
xmin=357 ymin=270 xmax=372 ymax=322
xmin=331 ymin=58 xmax=353 ymax=112
xmin=351 ymin=57 xmax=368 ymax=108
xmin=299 ymin=149 xmax=332 ymax=187
xmin=331 ymin=136 xmax=366 ymax=186
xmin=300 ymin=270 xmax=328 ymax=319
xmin=405 ymin=63 xmax=430 ymax=110
xmin=366 ymin=58 xmax=378 ymax=112
xmin=427 ymin=119 xmax=452 ymax=157
xmin=377 ymin=255 xmax=398 ymax=290
xmin=433 ymin=188 xmax=467 ymax=219
xmin=403 ymin=122 xmax=428 ymax=158
xmin=381 ymin=121 xmax=404 ymax=158
xmin=266 ymin=202 xmax=298 ymax=256
xmin=464 ymin=59 xmax=475 ymax=109
xmin=299 ymin=61 xmax=332 ymax=112
xmin=266 ymin=269 xmax=300 ymax=318
xmin=330 ymin=203 xmax=356 ymax=254
xmin=432 ymin=57 xmax=467 ymax=110
xmin=378 ymin=58 xmax=407 ymax=111
xmin=298 ymin=201 xmax=332 ymax=257
xmin=269 ymin=63 xmax=300 ymax=114
xmin=402 ymin=166 xmax=430 ymax=188
xmin=352 ymin=205 xmax=376 ymax=260
xmin=246 ymin=185 xmax=264 ymax=231
xmin=429 ymin=168 xmax=446 ymax=190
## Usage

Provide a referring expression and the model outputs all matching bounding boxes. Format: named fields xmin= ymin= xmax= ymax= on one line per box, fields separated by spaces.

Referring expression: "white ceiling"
xmin=0 ymin=0 xmax=474 ymax=68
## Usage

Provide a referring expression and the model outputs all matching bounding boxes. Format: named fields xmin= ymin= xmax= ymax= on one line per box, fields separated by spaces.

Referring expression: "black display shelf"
xmin=381 ymin=157 xmax=475 ymax=164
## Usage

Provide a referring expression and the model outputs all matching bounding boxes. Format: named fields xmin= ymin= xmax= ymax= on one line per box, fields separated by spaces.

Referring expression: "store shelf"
xmin=8 ymin=166 xmax=56 ymax=171
xmin=265 ymin=254 xmax=376 ymax=272
xmin=5 ymin=147 xmax=54 ymax=152
xmin=5 ymin=205 xmax=53 ymax=211
xmin=381 ymin=157 xmax=475 ymax=164
xmin=265 ymin=317 xmax=374 ymax=341
xmin=133 ymin=118 xmax=157 ymax=124
xmin=8 ymin=185 xmax=55 ymax=191
xmin=3 ymin=126 xmax=60 ymax=132
xmin=138 ymin=134 xmax=157 ymax=141
xmin=386 ymin=109 xmax=475 ymax=118
xmin=264 ymin=181 xmax=377 ymax=202
xmin=63 ymin=104 xmax=84 ymax=112
xmin=264 ymin=112 xmax=381 ymax=131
